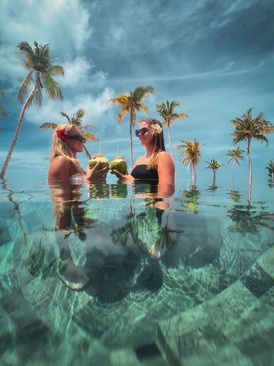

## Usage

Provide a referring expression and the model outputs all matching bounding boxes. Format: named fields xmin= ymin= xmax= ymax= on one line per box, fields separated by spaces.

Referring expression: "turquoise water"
xmin=0 ymin=176 xmax=274 ymax=365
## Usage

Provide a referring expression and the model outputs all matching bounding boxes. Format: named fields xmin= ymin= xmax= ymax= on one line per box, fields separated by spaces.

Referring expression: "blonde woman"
xmin=114 ymin=118 xmax=175 ymax=197
xmin=48 ymin=123 xmax=109 ymax=233
xmin=48 ymin=123 xmax=109 ymax=187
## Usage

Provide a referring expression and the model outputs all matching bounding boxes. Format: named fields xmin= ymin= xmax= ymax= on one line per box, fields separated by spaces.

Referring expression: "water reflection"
xmin=175 ymin=188 xmax=200 ymax=214
xmin=227 ymin=201 xmax=274 ymax=235
xmin=227 ymin=189 xmax=243 ymax=203
xmin=47 ymin=180 xmax=181 ymax=299
xmin=206 ymin=184 xmax=219 ymax=193
xmin=111 ymin=197 xmax=182 ymax=259
xmin=1 ymin=177 xmax=274 ymax=363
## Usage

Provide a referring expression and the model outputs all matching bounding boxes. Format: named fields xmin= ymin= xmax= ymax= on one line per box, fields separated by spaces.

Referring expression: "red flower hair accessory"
xmin=56 ymin=129 xmax=68 ymax=142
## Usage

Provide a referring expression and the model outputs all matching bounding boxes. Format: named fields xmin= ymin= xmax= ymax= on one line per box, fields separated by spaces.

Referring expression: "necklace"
xmin=145 ymin=150 xmax=153 ymax=157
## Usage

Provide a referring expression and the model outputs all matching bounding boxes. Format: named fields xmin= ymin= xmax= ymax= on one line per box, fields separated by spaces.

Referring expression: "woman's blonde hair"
xmin=139 ymin=118 xmax=166 ymax=170
xmin=50 ymin=124 xmax=82 ymax=171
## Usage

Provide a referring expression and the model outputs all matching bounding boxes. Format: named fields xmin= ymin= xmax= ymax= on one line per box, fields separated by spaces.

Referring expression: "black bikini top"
xmin=131 ymin=164 xmax=159 ymax=181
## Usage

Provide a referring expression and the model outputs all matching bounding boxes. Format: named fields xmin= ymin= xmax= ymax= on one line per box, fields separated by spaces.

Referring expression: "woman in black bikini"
xmin=114 ymin=118 xmax=175 ymax=198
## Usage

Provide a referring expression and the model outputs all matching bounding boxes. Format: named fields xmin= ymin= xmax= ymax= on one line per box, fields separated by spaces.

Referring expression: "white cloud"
xmin=0 ymin=0 xmax=91 ymax=58
xmin=61 ymin=57 xmax=108 ymax=91
xmin=26 ymin=87 xmax=115 ymax=129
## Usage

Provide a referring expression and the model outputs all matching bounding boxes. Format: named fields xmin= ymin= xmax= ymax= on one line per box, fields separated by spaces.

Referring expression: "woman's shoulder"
xmin=158 ymin=151 xmax=173 ymax=161
xmin=51 ymin=155 xmax=71 ymax=166
xmin=48 ymin=155 xmax=72 ymax=178
xmin=53 ymin=155 xmax=70 ymax=162
xmin=157 ymin=151 xmax=175 ymax=170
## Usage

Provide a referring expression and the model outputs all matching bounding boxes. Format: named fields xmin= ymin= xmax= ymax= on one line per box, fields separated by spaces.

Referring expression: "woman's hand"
xmin=112 ymin=169 xmax=135 ymax=183
xmin=86 ymin=161 xmax=110 ymax=182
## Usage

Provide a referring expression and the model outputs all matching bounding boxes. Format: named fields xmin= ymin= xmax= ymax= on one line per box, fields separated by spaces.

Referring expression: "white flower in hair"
xmin=151 ymin=124 xmax=162 ymax=134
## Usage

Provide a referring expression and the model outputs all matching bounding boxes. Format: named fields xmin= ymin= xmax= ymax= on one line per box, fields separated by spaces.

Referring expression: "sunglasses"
xmin=135 ymin=127 xmax=150 ymax=137
xmin=67 ymin=134 xmax=86 ymax=143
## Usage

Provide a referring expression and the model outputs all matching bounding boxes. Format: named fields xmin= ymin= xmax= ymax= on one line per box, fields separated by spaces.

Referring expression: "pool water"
xmin=0 ymin=176 xmax=274 ymax=365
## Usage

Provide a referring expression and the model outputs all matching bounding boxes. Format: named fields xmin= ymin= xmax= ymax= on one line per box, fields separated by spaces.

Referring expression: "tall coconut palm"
xmin=0 ymin=88 xmax=7 ymax=120
xmin=227 ymin=147 xmax=245 ymax=191
xmin=156 ymin=100 xmax=188 ymax=160
xmin=205 ymin=159 xmax=223 ymax=187
xmin=176 ymin=139 xmax=204 ymax=189
xmin=108 ymin=85 xmax=155 ymax=171
xmin=265 ymin=159 xmax=274 ymax=181
xmin=0 ymin=41 xmax=64 ymax=179
xmin=230 ymin=108 xmax=274 ymax=187
xmin=40 ymin=108 xmax=98 ymax=159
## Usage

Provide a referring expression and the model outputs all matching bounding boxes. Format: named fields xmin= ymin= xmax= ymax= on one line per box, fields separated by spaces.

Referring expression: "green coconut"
xmin=88 ymin=154 xmax=109 ymax=170
xmin=110 ymin=156 xmax=127 ymax=174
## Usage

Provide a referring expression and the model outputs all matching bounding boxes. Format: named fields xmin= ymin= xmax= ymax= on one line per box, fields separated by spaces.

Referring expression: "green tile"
xmin=240 ymin=263 xmax=274 ymax=297
xmin=110 ymin=348 xmax=140 ymax=366
xmin=257 ymin=246 xmax=274 ymax=280
xmin=202 ymin=281 xmax=256 ymax=326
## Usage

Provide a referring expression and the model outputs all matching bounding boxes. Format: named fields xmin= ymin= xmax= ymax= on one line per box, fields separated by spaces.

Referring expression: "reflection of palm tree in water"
xmin=54 ymin=199 xmax=98 ymax=291
xmin=1 ymin=179 xmax=59 ymax=279
xmin=53 ymin=184 xmax=181 ymax=295
xmin=176 ymin=188 xmax=200 ymax=214
xmin=227 ymin=190 xmax=243 ymax=203
xmin=227 ymin=202 xmax=274 ymax=235
xmin=111 ymin=198 xmax=183 ymax=259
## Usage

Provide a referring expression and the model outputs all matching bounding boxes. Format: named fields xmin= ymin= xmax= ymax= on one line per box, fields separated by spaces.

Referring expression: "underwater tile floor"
xmin=1 ymin=227 xmax=274 ymax=365
xmin=1 ymin=246 xmax=274 ymax=366
xmin=157 ymin=246 xmax=274 ymax=366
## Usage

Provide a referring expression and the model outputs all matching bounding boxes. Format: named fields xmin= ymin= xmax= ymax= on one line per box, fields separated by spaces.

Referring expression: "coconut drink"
xmin=88 ymin=154 xmax=109 ymax=170
xmin=110 ymin=156 xmax=127 ymax=174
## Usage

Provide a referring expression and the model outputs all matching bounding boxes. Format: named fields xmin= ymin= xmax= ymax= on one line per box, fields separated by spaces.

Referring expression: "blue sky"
xmin=0 ymin=0 xmax=273 ymax=188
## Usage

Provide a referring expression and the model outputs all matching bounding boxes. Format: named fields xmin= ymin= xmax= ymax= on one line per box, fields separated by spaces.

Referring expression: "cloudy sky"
xmin=0 ymin=0 xmax=273 ymax=188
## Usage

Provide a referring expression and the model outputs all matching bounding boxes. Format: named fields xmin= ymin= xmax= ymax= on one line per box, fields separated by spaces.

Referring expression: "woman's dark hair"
xmin=139 ymin=118 xmax=166 ymax=151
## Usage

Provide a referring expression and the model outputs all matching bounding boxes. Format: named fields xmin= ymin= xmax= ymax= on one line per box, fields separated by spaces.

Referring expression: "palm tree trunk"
xmin=248 ymin=138 xmax=252 ymax=204
xmin=0 ymin=88 xmax=36 ymax=179
xmin=167 ymin=125 xmax=174 ymax=160
xmin=191 ymin=163 xmax=197 ymax=189
xmin=248 ymin=139 xmax=252 ymax=186
xmin=83 ymin=145 xmax=91 ymax=160
xmin=129 ymin=111 xmax=134 ymax=172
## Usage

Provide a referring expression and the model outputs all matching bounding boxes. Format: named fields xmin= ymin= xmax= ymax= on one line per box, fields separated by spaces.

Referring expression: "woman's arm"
xmin=85 ymin=162 xmax=110 ymax=182
xmin=157 ymin=152 xmax=175 ymax=198
xmin=112 ymin=170 xmax=135 ymax=183
xmin=48 ymin=156 xmax=72 ymax=189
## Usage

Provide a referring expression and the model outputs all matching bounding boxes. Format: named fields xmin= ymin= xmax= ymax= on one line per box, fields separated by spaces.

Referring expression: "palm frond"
xmin=39 ymin=122 xmax=58 ymax=130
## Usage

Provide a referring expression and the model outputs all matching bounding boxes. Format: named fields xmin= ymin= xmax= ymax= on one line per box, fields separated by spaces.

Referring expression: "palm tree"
xmin=0 ymin=88 xmax=7 ymax=120
xmin=40 ymin=108 xmax=98 ymax=159
xmin=230 ymin=108 xmax=274 ymax=187
xmin=227 ymin=147 xmax=245 ymax=191
xmin=176 ymin=139 xmax=204 ymax=189
xmin=156 ymin=100 xmax=188 ymax=160
xmin=265 ymin=159 xmax=274 ymax=181
xmin=0 ymin=41 xmax=64 ymax=179
xmin=108 ymin=85 xmax=155 ymax=171
xmin=205 ymin=159 xmax=223 ymax=187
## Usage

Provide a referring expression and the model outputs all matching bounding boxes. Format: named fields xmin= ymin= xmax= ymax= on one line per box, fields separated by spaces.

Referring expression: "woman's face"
xmin=66 ymin=127 xmax=85 ymax=155
xmin=138 ymin=122 xmax=154 ymax=147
